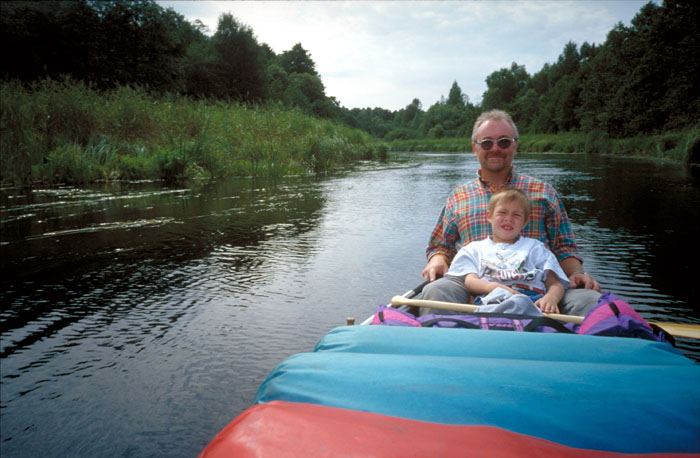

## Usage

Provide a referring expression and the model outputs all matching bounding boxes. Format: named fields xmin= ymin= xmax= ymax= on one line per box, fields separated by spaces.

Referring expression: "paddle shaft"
xmin=359 ymin=280 xmax=431 ymax=326
xmin=390 ymin=296 xmax=700 ymax=340
xmin=391 ymin=296 xmax=583 ymax=324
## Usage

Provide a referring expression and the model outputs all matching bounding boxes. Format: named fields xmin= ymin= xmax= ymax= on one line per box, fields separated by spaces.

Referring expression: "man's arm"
xmin=424 ymin=199 xmax=460 ymax=280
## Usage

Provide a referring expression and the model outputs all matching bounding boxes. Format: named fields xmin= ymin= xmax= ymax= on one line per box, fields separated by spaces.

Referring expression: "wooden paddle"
xmin=357 ymin=280 xmax=431 ymax=326
xmin=390 ymin=296 xmax=700 ymax=340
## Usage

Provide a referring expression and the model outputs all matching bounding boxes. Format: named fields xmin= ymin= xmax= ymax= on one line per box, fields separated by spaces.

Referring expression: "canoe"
xmin=200 ymin=322 xmax=700 ymax=457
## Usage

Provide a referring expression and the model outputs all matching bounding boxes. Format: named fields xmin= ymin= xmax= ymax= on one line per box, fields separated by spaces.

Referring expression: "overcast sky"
xmin=158 ymin=1 xmax=651 ymax=111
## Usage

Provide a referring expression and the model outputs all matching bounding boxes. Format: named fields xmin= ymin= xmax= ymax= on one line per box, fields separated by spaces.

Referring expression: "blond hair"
xmin=488 ymin=189 xmax=530 ymax=220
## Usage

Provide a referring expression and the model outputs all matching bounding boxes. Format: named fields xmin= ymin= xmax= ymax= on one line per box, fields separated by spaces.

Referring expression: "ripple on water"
xmin=1 ymin=156 xmax=699 ymax=458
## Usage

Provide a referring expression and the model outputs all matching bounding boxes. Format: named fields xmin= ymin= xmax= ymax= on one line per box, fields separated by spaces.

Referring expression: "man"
xmin=421 ymin=109 xmax=601 ymax=316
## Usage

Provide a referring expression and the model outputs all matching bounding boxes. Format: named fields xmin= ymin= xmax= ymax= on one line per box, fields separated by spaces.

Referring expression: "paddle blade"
xmin=650 ymin=322 xmax=700 ymax=340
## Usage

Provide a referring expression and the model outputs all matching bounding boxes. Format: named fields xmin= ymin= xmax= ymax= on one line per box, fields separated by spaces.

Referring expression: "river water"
xmin=1 ymin=152 xmax=699 ymax=457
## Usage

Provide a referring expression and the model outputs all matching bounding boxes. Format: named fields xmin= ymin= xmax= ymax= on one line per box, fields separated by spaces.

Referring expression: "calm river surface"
xmin=1 ymin=152 xmax=699 ymax=457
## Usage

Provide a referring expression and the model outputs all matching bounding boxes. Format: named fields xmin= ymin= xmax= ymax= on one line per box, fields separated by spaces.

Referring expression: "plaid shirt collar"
xmin=477 ymin=167 xmax=515 ymax=193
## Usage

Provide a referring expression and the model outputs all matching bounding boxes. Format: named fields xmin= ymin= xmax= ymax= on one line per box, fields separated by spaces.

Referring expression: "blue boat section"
xmin=254 ymin=326 xmax=700 ymax=454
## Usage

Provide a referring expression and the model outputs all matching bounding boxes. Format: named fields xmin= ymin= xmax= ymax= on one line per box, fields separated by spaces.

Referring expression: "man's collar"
xmin=478 ymin=167 xmax=515 ymax=191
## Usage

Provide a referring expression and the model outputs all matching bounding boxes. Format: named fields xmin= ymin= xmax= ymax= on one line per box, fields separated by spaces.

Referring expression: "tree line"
xmin=1 ymin=0 xmax=337 ymax=117
xmin=483 ymin=0 xmax=699 ymax=139
xmin=373 ymin=0 xmax=699 ymax=140
xmin=2 ymin=0 xmax=698 ymax=141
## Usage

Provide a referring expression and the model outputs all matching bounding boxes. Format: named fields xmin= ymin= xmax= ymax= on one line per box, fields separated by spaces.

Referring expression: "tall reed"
xmin=1 ymin=78 xmax=376 ymax=186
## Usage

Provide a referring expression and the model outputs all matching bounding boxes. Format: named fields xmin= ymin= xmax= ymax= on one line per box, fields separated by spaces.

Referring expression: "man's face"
xmin=472 ymin=120 xmax=518 ymax=174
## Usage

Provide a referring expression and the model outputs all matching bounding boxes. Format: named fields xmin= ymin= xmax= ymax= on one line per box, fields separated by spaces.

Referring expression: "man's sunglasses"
xmin=474 ymin=137 xmax=517 ymax=150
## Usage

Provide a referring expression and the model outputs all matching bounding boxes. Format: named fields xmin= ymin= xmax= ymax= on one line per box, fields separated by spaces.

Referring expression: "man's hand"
xmin=568 ymin=271 xmax=601 ymax=292
xmin=560 ymin=258 xmax=601 ymax=292
xmin=422 ymin=254 xmax=449 ymax=281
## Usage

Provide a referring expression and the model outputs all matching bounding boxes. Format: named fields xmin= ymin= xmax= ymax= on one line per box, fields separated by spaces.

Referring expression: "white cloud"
xmin=159 ymin=0 xmax=649 ymax=111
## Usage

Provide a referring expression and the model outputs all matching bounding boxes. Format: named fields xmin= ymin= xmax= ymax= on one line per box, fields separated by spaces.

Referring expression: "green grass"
xmin=384 ymin=130 xmax=699 ymax=163
xmin=387 ymin=137 xmax=471 ymax=153
xmin=1 ymin=78 xmax=379 ymax=186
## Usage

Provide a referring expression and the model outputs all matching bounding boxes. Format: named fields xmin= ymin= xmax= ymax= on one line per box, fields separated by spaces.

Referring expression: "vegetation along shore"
xmin=1 ymin=79 xmax=380 ymax=185
xmin=1 ymin=0 xmax=698 ymax=187
xmin=388 ymin=130 xmax=699 ymax=162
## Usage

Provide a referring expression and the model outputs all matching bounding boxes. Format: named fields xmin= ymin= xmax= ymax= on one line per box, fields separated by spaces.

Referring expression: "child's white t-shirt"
xmin=447 ymin=236 xmax=570 ymax=293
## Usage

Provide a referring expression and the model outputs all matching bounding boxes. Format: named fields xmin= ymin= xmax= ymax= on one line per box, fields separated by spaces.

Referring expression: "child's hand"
xmin=535 ymin=296 xmax=560 ymax=314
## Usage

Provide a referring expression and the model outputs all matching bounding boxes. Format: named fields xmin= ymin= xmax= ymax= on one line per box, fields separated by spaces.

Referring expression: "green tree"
xmin=579 ymin=41 xmax=598 ymax=63
xmin=285 ymin=73 xmax=326 ymax=111
xmin=211 ymin=12 xmax=268 ymax=102
xmin=1 ymin=2 xmax=96 ymax=82
xmin=90 ymin=0 xmax=186 ymax=91
xmin=405 ymin=98 xmax=423 ymax=121
xmin=398 ymin=98 xmax=424 ymax=128
xmin=657 ymin=1 xmax=700 ymax=129
xmin=576 ymin=28 xmax=623 ymax=134
xmin=428 ymin=123 xmax=445 ymax=139
xmin=621 ymin=0 xmax=700 ymax=133
xmin=349 ymin=107 xmax=393 ymax=138
xmin=576 ymin=1 xmax=699 ymax=136
xmin=386 ymin=98 xmax=423 ymax=138
xmin=1 ymin=0 xmax=191 ymax=93
xmin=552 ymin=41 xmax=580 ymax=83
xmin=482 ymin=62 xmax=529 ymax=111
xmin=528 ymin=63 xmax=553 ymax=95
xmin=447 ymin=81 xmax=465 ymax=107
xmin=267 ymin=62 xmax=289 ymax=101
xmin=511 ymin=88 xmax=540 ymax=133
xmin=279 ymin=43 xmax=318 ymax=76
xmin=265 ymin=42 xmax=338 ymax=118
xmin=551 ymin=74 xmax=582 ymax=132
xmin=182 ymin=37 xmax=219 ymax=98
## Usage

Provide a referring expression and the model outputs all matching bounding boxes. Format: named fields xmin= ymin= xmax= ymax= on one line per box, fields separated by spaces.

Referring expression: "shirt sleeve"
xmin=543 ymin=184 xmax=582 ymax=264
xmin=446 ymin=245 xmax=479 ymax=276
xmin=533 ymin=240 xmax=571 ymax=289
xmin=425 ymin=192 xmax=461 ymax=262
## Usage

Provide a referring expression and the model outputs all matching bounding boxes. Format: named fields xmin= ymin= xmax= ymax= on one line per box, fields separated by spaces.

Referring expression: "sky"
xmin=158 ymin=1 xmax=651 ymax=112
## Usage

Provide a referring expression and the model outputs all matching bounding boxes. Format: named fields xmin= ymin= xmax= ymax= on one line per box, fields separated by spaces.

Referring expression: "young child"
xmin=447 ymin=189 xmax=569 ymax=314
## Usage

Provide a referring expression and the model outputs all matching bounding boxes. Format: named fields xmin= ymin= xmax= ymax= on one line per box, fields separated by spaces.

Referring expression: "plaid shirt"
xmin=426 ymin=169 xmax=582 ymax=264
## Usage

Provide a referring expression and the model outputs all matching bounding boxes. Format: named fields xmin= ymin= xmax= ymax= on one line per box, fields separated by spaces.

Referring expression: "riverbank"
xmin=1 ymin=79 xmax=382 ymax=186
xmin=388 ymin=130 xmax=700 ymax=164
xmin=4 ymin=79 xmax=698 ymax=188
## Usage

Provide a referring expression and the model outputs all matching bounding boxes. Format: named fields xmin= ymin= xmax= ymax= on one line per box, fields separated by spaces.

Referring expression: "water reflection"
xmin=1 ymin=154 xmax=699 ymax=457
xmin=1 ymin=174 xmax=339 ymax=457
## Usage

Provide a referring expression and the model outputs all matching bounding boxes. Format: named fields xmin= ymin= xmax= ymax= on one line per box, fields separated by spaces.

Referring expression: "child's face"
xmin=488 ymin=199 xmax=528 ymax=243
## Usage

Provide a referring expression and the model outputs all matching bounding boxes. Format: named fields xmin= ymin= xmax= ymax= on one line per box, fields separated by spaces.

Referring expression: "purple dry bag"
xmin=578 ymin=292 xmax=674 ymax=345
xmin=372 ymin=305 xmax=421 ymax=327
